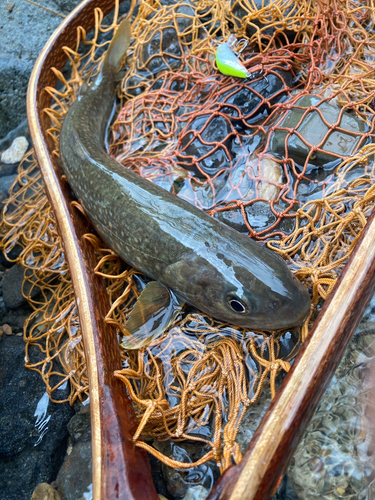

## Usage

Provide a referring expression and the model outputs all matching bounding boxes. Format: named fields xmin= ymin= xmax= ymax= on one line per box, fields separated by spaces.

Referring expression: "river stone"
xmin=230 ymin=0 xmax=293 ymax=40
xmin=31 ymin=483 xmax=61 ymax=500
xmin=142 ymin=27 xmax=182 ymax=76
xmin=2 ymin=264 xmax=43 ymax=309
xmin=269 ymin=94 xmax=368 ymax=168
xmin=0 ymin=335 xmax=74 ymax=500
xmin=218 ymin=69 xmax=294 ymax=125
xmin=177 ymin=114 xmax=232 ymax=177
xmin=1 ymin=136 xmax=28 ymax=164
xmin=56 ymin=404 xmax=92 ymax=500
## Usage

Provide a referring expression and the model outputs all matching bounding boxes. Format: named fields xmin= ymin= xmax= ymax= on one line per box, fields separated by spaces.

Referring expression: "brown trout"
xmin=60 ymin=19 xmax=310 ymax=349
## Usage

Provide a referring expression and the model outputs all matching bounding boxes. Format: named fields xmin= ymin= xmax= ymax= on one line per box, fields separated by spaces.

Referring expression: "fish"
xmin=60 ymin=19 xmax=311 ymax=349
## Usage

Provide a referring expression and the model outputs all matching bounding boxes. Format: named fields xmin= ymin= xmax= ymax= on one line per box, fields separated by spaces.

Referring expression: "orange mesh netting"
xmin=2 ymin=0 xmax=375 ymax=472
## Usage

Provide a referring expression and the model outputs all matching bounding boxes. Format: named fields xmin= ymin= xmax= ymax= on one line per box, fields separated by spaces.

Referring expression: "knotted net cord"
xmin=1 ymin=0 xmax=375 ymax=472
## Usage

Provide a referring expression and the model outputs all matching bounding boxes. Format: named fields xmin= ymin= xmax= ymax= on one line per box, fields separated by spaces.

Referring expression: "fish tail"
xmin=101 ymin=18 xmax=131 ymax=74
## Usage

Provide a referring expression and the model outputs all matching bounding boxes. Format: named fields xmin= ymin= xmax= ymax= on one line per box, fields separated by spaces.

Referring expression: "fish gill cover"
xmin=2 ymin=0 xmax=375 ymax=478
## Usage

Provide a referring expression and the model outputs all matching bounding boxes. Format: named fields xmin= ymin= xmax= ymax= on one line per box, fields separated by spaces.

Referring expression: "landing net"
xmin=2 ymin=0 xmax=375 ymax=472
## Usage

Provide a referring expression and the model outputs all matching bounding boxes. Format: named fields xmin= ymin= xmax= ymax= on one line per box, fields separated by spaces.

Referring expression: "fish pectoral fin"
xmin=121 ymin=281 xmax=184 ymax=350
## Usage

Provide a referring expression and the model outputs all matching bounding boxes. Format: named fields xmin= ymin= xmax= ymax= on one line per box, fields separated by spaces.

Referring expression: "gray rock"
xmin=0 ymin=0 xmax=82 ymax=138
xmin=0 ymin=335 xmax=74 ymax=500
xmin=269 ymin=94 xmax=369 ymax=168
xmin=230 ymin=0 xmax=292 ymax=40
xmin=2 ymin=264 xmax=42 ymax=309
xmin=0 ymin=174 xmax=17 ymax=194
xmin=56 ymin=406 xmax=92 ymax=500
xmin=0 ymin=119 xmax=29 ymax=152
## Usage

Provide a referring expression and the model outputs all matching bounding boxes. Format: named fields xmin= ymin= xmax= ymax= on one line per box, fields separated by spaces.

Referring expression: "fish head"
xmin=162 ymin=240 xmax=311 ymax=330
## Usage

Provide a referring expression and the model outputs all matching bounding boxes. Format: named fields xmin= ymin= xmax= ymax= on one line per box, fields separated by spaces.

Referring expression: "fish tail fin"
xmin=101 ymin=18 xmax=131 ymax=74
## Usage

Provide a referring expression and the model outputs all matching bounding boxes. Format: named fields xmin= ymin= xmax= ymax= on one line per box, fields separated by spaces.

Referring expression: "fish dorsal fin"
xmin=121 ymin=281 xmax=183 ymax=350
xmin=102 ymin=18 xmax=132 ymax=74
xmin=216 ymin=42 xmax=249 ymax=79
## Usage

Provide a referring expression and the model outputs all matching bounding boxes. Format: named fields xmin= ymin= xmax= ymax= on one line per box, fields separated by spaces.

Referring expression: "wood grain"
xmin=27 ymin=1 xmax=159 ymax=499
xmin=207 ymin=207 xmax=375 ymax=500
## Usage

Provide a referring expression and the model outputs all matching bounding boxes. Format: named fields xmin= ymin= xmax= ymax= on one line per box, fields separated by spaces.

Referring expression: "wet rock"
xmin=0 ymin=136 xmax=28 ymax=164
xmin=0 ymin=303 xmax=33 ymax=331
xmin=142 ymin=27 xmax=182 ymax=76
xmin=0 ymin=0 xmax=82 ymax=137
xmin=269 ymin=94 xmax=369 ymax=168
xmin=178 ymin=114 xmax=232 ymax=177
xmin=215 ymin=201 xmax=296 ymax=236
xmin=0 ymin=174 xmax=17 ymax=194
xmin=31 ymin=483 xmax=61 ymax=500
xmin=0 ymin=335 xmax=74 ymax=500
xmin=154 ymin=441 xmax=219 ymax=499
xmin=2 ymin=263 xmax=42 ymax=309
xmin=0 ymin=243 xmax=23 ymax=267
xmin=56 ymin=405 xmax=92 ymax=500
xmin=230 ymin=0 xmax=292 ymax=41
xmin=219 ymin=69 xmax=294 ymax=125
xmin=148 ymin=452 xmax=170 ymax=499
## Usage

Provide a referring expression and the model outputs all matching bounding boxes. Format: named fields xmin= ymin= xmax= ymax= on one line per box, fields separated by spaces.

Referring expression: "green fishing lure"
xmin=215 ymin=36 xmax=250 ymax=78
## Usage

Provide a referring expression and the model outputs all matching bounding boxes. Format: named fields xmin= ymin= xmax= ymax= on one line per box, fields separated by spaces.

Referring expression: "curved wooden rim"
xmin=27 ymin=1 xmax=375 ymax=499
xmin=27 ymin=1 xmax=159 ymax=499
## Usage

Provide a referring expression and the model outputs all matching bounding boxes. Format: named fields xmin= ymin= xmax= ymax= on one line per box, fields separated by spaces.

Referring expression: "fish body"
xmin=60 ymin=20 xmax=310 ymax=346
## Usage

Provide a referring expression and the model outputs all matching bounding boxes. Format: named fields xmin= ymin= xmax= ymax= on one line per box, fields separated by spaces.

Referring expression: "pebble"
xmin=31 ymin=483 xmax=61 ymax=500
xmin=248 ymin=155 xmax=284 ymax=200
xmin=0 ymin=136 xmax=28 ymax=164
xmin=183 ymin=485 xmax=210 ymax=500
xmin=2 ymin=323 xmax=12 ymax=335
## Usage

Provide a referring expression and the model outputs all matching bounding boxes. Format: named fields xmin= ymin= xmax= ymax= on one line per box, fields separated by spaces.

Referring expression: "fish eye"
xmin=226 ymin=293 xmax=249 ymax=314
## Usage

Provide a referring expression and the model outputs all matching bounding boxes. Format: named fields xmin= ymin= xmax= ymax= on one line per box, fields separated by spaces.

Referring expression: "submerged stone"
xmin=218 ymin=69 xmax=294 ymax=125
xmin=154 ymin=441 xmax=219 ymax=499
xmin=142 ymin=27 xmax=182 ymax=76
xmin=269 ymin=94 xmax=369 ymax=168
xmin=178 ymin=114 xmax=233 ymax=177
